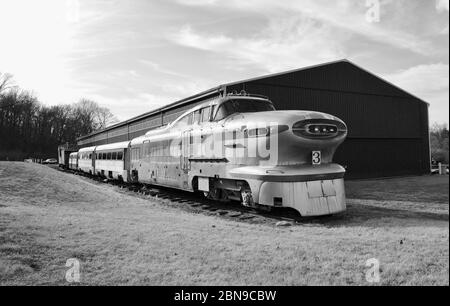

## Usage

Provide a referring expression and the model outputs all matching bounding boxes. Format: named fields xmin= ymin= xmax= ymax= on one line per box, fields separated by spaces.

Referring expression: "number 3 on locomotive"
xmin=312 ymin=151 xmax=321 ymax=165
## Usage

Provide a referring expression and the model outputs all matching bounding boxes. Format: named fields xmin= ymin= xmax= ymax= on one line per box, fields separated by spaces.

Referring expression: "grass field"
xmin=0 ymin=161 xmax=448 ymax=285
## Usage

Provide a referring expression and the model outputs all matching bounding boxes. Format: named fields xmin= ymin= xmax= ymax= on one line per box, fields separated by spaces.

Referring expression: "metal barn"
xmin=76 ymin=59 xmax=430 ymax=179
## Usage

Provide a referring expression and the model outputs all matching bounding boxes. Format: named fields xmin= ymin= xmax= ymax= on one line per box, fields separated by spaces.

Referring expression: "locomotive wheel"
xmin=240 ymin=190 xmax=272 ymax=212
xmin=241 ymin=190 xmax=255 ymax=208
xmin=204 ymin=188 xmax=229 ymax=202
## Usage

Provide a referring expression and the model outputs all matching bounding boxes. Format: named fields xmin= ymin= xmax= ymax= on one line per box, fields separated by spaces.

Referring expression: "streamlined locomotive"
xmin=72 ymin=92 xmax=348 ymax=216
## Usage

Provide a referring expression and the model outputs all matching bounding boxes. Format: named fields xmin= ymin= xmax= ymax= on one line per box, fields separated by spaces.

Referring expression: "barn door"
xmin=181 ymin=130 xmax=191 ymax=172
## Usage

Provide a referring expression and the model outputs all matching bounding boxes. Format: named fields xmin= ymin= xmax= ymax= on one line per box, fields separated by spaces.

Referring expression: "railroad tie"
xmin=228 ymin=212 xmax=242 ymax=217
xmin=239 ymin=214 xmax=256 ymax=220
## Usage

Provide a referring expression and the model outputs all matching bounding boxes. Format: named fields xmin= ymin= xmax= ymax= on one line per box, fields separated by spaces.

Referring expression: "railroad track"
xmin=62 ymin=168 xmax=305 ymax=226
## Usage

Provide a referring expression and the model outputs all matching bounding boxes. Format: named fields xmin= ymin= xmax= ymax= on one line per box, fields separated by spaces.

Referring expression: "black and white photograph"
xmin=0 ymin=0 xmax=448 ymax=292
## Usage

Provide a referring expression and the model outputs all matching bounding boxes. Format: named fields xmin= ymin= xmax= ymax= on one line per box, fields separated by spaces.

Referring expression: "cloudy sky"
xmin=0 ymin=0 xmax=448 ymax=124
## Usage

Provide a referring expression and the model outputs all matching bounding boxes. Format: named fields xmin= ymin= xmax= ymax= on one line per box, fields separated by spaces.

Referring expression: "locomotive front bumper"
xmin=229 ymin=164 xmax=346 ymax=216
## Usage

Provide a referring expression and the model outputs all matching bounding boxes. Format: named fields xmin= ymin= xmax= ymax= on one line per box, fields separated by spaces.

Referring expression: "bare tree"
xmin=95 ymin=106 xmax=119 ymax=129
xmin=74 ymin=98 xmax=119 ymax=131
xmin=0 ymin=72 xmax=16 ymax=94
xmin=1 ymin=92 xmax=118 ymax=160
xmin=430 ymin=122 xmax=449 ymax=164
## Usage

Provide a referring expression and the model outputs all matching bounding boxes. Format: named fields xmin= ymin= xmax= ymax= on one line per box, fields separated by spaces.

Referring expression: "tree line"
xmin=0 ymin=72 xmax=118 ymax=161
xmin=430 ymin=123 xmax=449 ymax=164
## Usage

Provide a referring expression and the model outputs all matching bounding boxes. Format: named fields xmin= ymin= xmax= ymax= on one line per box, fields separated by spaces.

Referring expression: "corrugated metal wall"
xmin=226 ymin=61 xmax=430 ymax=178
xmin=77 ymin=94 xmax=221 ymax=147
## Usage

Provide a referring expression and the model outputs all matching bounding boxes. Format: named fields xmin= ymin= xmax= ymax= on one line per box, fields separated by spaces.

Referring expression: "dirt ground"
xmin=0 ymin=161 xmax=448 ymax=285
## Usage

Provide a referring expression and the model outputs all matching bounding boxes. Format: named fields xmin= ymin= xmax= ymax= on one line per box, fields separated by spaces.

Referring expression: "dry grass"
xmin=0 ymin=162 xmax=448 ymax=286
xmin=346 ymin=175 xmax=449 ymax=204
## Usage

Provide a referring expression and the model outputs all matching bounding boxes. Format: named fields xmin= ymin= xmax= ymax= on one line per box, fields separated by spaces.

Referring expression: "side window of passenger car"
xmin=117 ymin=151 xmax=123 ymax=160
xmin=107 ymin=152 xmax=112 ymax=160
xmin=112 ymin=152 xmax=117 ymax=160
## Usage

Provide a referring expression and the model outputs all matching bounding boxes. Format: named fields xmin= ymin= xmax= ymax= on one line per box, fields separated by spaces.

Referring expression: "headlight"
xmin=292 ymin=119 xmax=346 ymax=138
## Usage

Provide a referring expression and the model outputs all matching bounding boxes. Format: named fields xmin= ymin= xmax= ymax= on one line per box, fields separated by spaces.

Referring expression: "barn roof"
xmin=78 ymin=59 xmax=428 ymax=141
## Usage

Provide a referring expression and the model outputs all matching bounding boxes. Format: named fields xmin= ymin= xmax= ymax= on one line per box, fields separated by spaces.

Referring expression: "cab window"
xmin=193 ymin=110 xmax=201 ymax=124
xmin=174 ymin=112 xmax=193 ymax=128
xmin=214 ymin=99 xmax=274 ymax=121
xmin=201 ymin=107 xmax=211 ymax=122
xmin=214 ymin=105 xmax=227 ymax=121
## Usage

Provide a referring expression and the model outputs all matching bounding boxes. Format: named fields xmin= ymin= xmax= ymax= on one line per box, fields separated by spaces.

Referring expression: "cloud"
xmin=173 ymin=0 xmax=439 ymax=56
xmin=384 ymin=63 xmax=449 ymax=96
xmin=176 ymin=0 xmax=218 ymax=5
xmin=139 ymin=59 xmax=193 ymax=79
xmin=171 ymin=25 xmax=233 ymax=51
xmin=384 ymin=63 xmax=449 ymax=124
xmin=86 ymin=92 xmax=174 ymax=121
xmin=169 ymin=19 xmax=346 ymax=73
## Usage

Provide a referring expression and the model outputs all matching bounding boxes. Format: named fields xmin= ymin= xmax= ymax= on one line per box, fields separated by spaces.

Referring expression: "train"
xmin=66 ymin=92 xmax=348 ymax=216
xmin=58 ymin=143 xmax=78 ymax=169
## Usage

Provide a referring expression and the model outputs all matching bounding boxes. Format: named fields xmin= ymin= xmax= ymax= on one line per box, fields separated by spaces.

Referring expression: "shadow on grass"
xmin=294 ymin=203 xmax=449 ymax=228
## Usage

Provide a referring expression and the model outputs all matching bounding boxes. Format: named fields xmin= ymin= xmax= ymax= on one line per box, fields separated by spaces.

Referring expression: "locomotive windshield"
xmin=214 ymin=99 xmax=275 ymax=121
